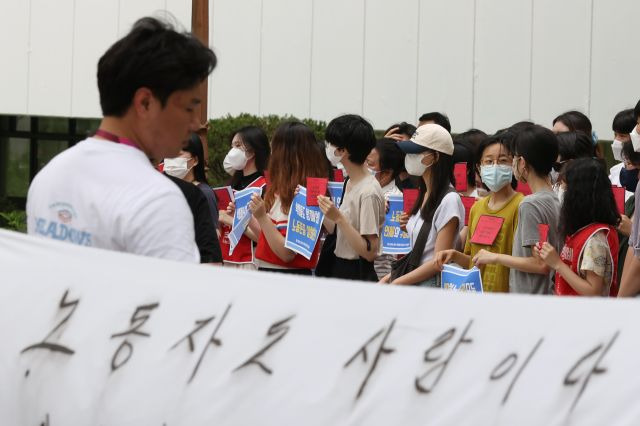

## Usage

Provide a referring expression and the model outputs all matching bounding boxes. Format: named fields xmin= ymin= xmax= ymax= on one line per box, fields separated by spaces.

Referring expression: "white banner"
xmin=1 ymin=229 xmax=639 ymax=425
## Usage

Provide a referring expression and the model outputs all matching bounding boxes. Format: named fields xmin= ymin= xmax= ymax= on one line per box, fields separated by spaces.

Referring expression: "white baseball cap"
xmin=397 ymin=123 xmax=454 ymax=156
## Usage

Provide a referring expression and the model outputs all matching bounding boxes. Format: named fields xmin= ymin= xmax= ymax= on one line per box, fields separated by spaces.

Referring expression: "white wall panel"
xmin=71 ymin=0 xmax=119 ymax=118
xmin=590 ymin=0 xmax=640 ymax=139
xmin=117 ymin=0 xmax=165 ymax=38
xmin=164 ymin=0 xmax=192 ymax=32
xmin=309 ymin=0 xmax=365 ymax=123
xmin=474 ymin=0 xmax=532 ymax=133
xmin=362 ymin=0 xmax=419 ymax=130
xmin=209 ymin=0 xmax=262 ymax=117
xmin=28 ymin=0 xmax=74 ymax=117
xmin=259 ymin=0 xmax=313 ymax=118
xmin=417 ymin=0 xmax=474 ymax=133
xmin=530 ymin=0 xmax=591 ymax=132
xmin=0 ymin=0 xmax=30 ymax=115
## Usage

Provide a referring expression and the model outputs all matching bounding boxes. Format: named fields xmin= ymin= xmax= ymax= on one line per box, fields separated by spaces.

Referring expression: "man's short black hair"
xmin=418 ymin=112 xmax=451 ymax=133
xmin=385 ymin=122 xmax=417 ymax=139
xmin=325 ymin=114 xmax=376 ymax=165
xmin=634 ymin=99 xmax=640 ymax=122
xmin=612 ymin=109 xmax=636 ymax=134
xmin=514 ymin=125 xmax=558 ymax=176
xmin=98 ymin=17 xmax=217 ymax=116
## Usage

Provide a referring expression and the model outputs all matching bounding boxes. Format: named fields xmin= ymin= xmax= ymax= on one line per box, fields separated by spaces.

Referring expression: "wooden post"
xmin=192 ymin=0 xmax=210 ymax=167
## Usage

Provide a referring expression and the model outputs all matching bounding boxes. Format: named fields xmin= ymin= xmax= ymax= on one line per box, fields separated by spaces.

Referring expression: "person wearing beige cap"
xmin=380 ymin=124 xmax=465 ymax=286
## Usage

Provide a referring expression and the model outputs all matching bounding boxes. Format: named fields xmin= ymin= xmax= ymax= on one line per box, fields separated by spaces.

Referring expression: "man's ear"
xmin=132 ymin=87 xmax=154 ymax=117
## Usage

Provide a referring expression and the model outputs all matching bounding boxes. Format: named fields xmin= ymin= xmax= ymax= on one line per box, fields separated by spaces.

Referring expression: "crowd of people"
xmin=24 ymin=16 xmax=640 ymax=298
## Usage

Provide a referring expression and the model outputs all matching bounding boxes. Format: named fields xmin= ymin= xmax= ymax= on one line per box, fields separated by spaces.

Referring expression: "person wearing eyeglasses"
xmin=435 ymin=130 xmax=522 ymax=293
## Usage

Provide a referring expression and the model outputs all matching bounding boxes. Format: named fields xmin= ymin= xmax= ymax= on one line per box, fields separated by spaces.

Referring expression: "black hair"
xmin=230 ymin=125 xmax=270 ymax=188
xmin=418 ymin=112 xmax=451 ymax=133
xmin=325 ymin=114 xmax=376 ymax=165
xmin=559 ymin=157 xmax=620 ymax=239
xmin=183 ymin=133 xmax=208 ymax=184
xmin=375 ymin=138 xmax=405 ymax=180
xmin=513 ymin=125 xmax=558 ymax=176
xmin=455 ymin=129 xmax=487 ymax=148
xmin=384 ymin=122 xmax=417 ymax=139
xmin=553 ymin=111 xmax=592 ymax=136
xmin=555 ymin=131 xmax=593 ymax=162
xmin=452 ymin=138 xmax=476 ymax=188
xmin=454 ymin=129 xmax=488 ymax=188
xmin=474 ymin=130 xmax=518 ymax=190
xmin=634 ymin=99 xmax=640 ymax=121
xmin=622 ymin=140 xmax=640 ymax=166
xmin=97 ymin=17 xmax=217 ymax=116
xmin=612 ymin=109 xmax=636 ymax=134
xmin=508 ymin=121 xmax=535 ymax=134
xmin=410 ymin=149 xmax=455 ymax=222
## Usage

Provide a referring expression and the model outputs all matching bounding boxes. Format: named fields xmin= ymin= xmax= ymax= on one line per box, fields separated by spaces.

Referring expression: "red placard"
xmin=469 ymin=215 xmax=504 ymax=246
xmin=157 ymin=162 xmax=164 ymax=172
xmin=537 ymin=224 xmax=549 ymax=250
xmin=454 ymin=163 xmax=468 ymax=192
xmin=213 ymin=186 xmax=234 ymax=211
xmin=332 ymin=169 xmax=344 ymax=182
xmin=516 ymin=182 xmax=532 ymax=196
xmin=461 ymin=196 xmax=476 ymax=226
xmin=612 ymin=186 xmax=625 ymax=215
xmin=306 ymin=177 xmax=328 ymax=206
xmin=403 ymin=189 xmax=420 ymax=213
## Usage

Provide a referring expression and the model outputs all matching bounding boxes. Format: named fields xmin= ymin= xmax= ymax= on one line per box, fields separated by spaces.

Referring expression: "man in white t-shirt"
xmin=26 ymin=17 xmax=218 ymax=263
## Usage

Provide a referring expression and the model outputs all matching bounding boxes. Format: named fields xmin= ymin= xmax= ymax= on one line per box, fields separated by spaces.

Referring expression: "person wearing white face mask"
xmin=608 ymin=109 xmax=636 ymax=191
xmin=435 ymin=131 xmax=523 ymax=293
xmin=379 ymin=124 xmax=464 ymax=287
xmin=316 ymin=115 xmax=385 ymax=281
xmin=366 ymin=138 xmax=405 ymax=279
xmin=162 ymin=134 xmax=223 ymax=265
xmin=218 ymin=126 xmax=271 ymax=269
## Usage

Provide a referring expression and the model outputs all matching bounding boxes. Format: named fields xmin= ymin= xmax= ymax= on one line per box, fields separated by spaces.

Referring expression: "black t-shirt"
xmin=165 ymin=174 xmax=222 ymax=263
xmin=232 ymin=171 xmax=263 ymax=191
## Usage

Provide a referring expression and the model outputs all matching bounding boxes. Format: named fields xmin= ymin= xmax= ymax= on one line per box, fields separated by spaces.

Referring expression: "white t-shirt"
xmin=406 ymin=191 xmax=464 ymax=263
xmin=609 ymin=162 xmax=634 ymax=202
xmin=26 ymin=137 xmax=199 ymax=263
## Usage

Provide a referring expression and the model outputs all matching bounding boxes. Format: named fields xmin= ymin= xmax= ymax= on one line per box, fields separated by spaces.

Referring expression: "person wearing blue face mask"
xmin=435 ymin=130 xmax=523 ymax=293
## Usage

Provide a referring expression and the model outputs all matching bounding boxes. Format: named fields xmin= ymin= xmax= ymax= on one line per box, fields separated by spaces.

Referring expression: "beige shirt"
xmin=334 ymin=174 xmax=385 ymax=260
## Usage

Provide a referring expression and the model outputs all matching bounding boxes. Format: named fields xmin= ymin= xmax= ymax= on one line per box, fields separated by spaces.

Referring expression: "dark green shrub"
xmin=206 ymin=114 xmax=327 ymax=186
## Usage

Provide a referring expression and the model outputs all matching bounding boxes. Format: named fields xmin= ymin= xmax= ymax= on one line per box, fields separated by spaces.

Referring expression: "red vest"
xmin=255 ymin=219 xmax=320 ymax=270
xmin=555 ymin=223 xmax=619 ymax=296
xmin=220 ymin=176 xmax=266 ymax=264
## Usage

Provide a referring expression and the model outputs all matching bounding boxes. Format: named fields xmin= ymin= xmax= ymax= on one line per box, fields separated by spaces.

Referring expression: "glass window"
xmin=38 ymin=117 xmax=68 ymax=133
xmin=5 ymin=137 xmax=30 ymax=197
xmin=15 ymin=116 xmax=30 ymax=132
xmin=37 ymin=139 xmax=68 ymax=172
xmin=76 ymin=118 xmax=100 ymax=137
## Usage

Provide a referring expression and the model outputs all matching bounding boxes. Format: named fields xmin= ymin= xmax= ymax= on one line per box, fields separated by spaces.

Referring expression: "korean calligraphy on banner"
xmin=1 ymin=229 xmax=639 ymax=426
xmin=382 ymin=194 xmax=410 ymax=255
xmin=228 ymin=187 xmax=262 ymax=254
xmin=284 ymin=186 xmax=324 ymax=260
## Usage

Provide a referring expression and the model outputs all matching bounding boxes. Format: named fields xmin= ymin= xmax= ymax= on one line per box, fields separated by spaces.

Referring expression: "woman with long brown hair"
xmin=249 ymin=121 xmax=329 ymax=275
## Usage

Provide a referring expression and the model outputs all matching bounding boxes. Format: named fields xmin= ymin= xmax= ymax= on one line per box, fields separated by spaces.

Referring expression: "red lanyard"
xmin=95 ymin=129 xmax=139 ymax=150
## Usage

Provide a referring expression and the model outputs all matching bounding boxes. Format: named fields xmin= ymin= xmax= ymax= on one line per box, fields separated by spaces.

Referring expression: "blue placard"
xmin=441 ymin=264 xmax=483 ymax=293
xmin=328 ymin=182 xmax=344 ymax=206
xmin=284 ymin=186 xmax=325 ymax=260
xmin=228 ymin=187 xmax=262 ymax=254
xmin=382 ymin=194 xmax=411 ymax=255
